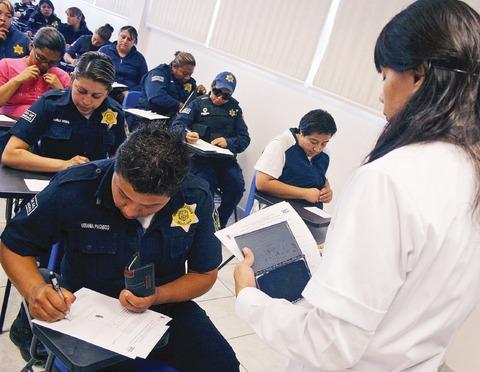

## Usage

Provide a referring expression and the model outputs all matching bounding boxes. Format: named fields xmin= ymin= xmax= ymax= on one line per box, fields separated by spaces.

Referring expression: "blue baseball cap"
xmin=213 ymin=71 xmax=236 ymax=93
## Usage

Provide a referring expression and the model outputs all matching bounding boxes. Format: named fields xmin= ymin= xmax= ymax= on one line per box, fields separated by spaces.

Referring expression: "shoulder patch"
xmin=25 ymin=196 xmax=39 ymax=216
xmin=180 ymin=107 xmax=191 ymax=114
xmin=21 ymin=109 xmax=36 ymax=123
xmin=152 ymin=75 xmax=164 ymax=82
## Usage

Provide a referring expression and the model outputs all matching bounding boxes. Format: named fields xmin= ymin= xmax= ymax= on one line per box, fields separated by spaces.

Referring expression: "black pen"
xmin=49 ymin=271 xmax=71 ymax=320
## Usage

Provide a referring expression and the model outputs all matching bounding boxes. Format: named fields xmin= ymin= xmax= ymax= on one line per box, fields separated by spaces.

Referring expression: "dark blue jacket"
xmin=0 ymin=26 xmax=30 ymax=59
xmin=66 ymin=35 xmax=105 ymax=59
xmin=10 ymin=89 xmax=126 ymax=161
xmin=138 ymin=63 xmax=197 ymax=116
xmin=58 ymin=23 xmax=92 ymax=45
xmin=173 ymin=94 xmax=250 ymax=154
xmin=98 ymin=42 xmax=148 ymax=91
xmin=0 ymin=160 xmax=221 ymax=298
xmin=27 ymin=10 xmax=61 ymax=34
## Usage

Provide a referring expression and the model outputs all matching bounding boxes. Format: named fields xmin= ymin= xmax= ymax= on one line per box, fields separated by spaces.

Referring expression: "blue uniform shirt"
xmin=279 ymin=128 xmax=329 ymax=202
xmin=173 ymin=94 xmax=250 ymax=154
xmin=1 ymin=159 xmax=221 ymax=298
xmin=0 ymin=26 xmax=30 ymax=59
xmin=58 ymin=23 xmax=92 ymax=45
xmin=65 ymin=35 xmax=105 ymax=59
xmin=27 ymin=10 xmax=61 ymax=34
xmin=138 ymin=63 xmax=197 ymax=116
xmin=9 ymin=89 xmax=127 ymax=161
xmin=98 ymin=42 xmax=148 ymax=91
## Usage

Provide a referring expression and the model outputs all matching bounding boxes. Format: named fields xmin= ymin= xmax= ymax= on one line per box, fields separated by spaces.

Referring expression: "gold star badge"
xmin=101 ymin=108 xmax=118 ymax=128
xmin=171 ymin=203 xmax=199 ymax=232
xmin=13 ymin=44 xmax=24 ymax=55
xmin=225 ymin=74 xmax=234 ymax=83
xmin=184 ymin=83 xmax=192 ymax=93
xmin=229 ymin=109 xmax=237 ymax=117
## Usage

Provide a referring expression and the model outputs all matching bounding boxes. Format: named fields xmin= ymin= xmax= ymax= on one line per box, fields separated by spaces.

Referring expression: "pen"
xmin=49 ymin=271 xmax=71 ymax=320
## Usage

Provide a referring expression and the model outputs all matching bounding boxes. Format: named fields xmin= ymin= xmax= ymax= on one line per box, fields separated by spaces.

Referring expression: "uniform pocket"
xmin=161 ymin=228 xmax=195 ymax=259
xmin=44 ymin=124 xmax=73 ymax=140
xmin=102 ymin=130 xmax=115 ymax=146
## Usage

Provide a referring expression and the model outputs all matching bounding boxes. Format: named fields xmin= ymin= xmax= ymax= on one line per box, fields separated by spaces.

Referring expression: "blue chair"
xmin=122 ymin=90 xmax=142 ymax=109
xmin=217 ymin=172 xmax=256 ymax=270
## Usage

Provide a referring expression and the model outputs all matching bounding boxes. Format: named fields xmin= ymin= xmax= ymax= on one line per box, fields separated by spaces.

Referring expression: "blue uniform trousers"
xmin=191 ymin=157 xmax=245 ymax=228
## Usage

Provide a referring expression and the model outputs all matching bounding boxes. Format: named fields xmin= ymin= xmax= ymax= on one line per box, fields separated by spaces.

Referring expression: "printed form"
xmin=33 ymin=288 xmax=171 ymax=359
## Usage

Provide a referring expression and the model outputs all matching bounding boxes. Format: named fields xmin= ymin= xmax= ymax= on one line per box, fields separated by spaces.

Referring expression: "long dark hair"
xmin=370 ymin=0 xmax=480 ymax=209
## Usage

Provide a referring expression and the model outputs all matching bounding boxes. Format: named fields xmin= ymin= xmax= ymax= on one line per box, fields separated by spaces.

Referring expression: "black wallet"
xmin=124 ymin=253 xmax=156 ymax=297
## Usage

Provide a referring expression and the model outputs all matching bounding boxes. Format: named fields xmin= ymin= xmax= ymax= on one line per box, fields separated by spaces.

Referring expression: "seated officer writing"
xmin=138 ymin=51 xmax=206 ymax=118
xmin=1 ymin=51 xmax=127 ymax=173
xmin=0 ymin=125 xmax=239 ymax=371
xmin=255 ymin=109 xmax=337 ymax=207
xmin=173 ymin=72 xmax=250 ymax=228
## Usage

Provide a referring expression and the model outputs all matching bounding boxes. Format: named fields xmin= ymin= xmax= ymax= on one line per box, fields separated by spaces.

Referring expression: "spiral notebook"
xmin=234 ymin=221 xmax=311 ymax=302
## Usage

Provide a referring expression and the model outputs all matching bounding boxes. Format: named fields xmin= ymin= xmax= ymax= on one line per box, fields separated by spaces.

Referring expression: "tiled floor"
xmin=0 ymin=197 xmax=288 ymax=371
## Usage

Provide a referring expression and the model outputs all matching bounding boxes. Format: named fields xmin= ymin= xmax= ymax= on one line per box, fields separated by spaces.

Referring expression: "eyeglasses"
xmin=33 ymin=48 xmax=59 ymax=67
xmin=212 ymin=88 xmax=232 ymax=100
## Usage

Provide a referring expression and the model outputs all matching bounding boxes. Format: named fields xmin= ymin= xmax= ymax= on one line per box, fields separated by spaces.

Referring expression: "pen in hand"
xmin=49 ymin=271 xmax=71 ymax=320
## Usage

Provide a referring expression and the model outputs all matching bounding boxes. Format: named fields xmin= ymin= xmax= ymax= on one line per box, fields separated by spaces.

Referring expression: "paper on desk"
xmin=304 ymin=206 xmax=331 ymax=219
xmin=0 ymin=114 xmax=15 ymax=122
xmin=124 ymin=108 xmax=169 ymax=120
xmin=112 ymin=82 xmax=128 ymax=89
xmin=32 ymin=288 xmax=171 ymax=359
xmin=189 ymin=138 xmax=234 ymax=156
xmin=24 ymin=179 xmax=49 ymax=192
xmin=215 ymin=201 xmax=321 ymax=273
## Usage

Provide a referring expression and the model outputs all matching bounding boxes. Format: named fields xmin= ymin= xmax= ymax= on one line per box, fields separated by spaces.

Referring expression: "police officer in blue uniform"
xmin=26 ymin=0 xmax=60 ymax=36
xmin=0 ymin=0 xmax=29 ymax=59
xmin=2 ymin=51 xmax=127 ymax=173
xmin=0 ymin=125 xmax=240 ymax=371
xmin=98 ymin=25 xmax=147 ymax=92
xmin=173 ymin=72 xmax=250 ymax=228
xmin=63 ymin=24 xmax=113 ymax=65
xmin=138 ymin=51 xmax=206 ymax=118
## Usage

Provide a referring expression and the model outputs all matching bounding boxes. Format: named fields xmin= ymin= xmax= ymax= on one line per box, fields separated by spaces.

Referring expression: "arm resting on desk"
xmin=0 ymin=242 xmax=75 ymax=321
xmin=256 ymin=171 xmax=322 ymax=204
xmin=119 ymin=269 xmax=217 ymax=313
xmin=2 ymin=136 xmax=89 ymax=173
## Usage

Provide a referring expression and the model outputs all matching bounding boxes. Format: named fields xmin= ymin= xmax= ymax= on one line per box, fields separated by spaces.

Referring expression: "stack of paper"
xmin=112 ymin=82 xmax=128 ymax=89
xmin=304 ymin=206 xmax=331 ymax=219
xmin=24 ymin=179 xmax=50 ymax=192
xmin=188 ymin=138 xmax=234 ymax=157
xmin=125 ymin=108 xmax=169 ymax=120
xmin=32 ymin=288 xmax=171 ymax=359
xmin=0 ymin=114 xmax=15 ymax=123
xmin=215 ymin=201 xmax=321 ymax=274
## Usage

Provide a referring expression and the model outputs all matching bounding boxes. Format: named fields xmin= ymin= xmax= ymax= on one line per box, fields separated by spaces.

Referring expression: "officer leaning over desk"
xmin=173 ymin=71 xmax=250 ymax=228
xmin=0 ymin=124 xmax=240 ymax=372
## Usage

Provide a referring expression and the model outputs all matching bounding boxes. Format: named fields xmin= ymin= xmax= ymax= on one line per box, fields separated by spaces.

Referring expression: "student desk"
xmin=33 ymin=323 xmax=170 ymax=372
xmin=0 ymin=165 xmax=51 ymax=333
xmin=254 ymin=191 xmax=330 ymax=244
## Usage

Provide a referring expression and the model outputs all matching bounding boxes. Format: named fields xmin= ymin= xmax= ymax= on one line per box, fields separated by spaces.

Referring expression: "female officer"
xmin=0 ymin=0 xmax=29 ymax=59
xmin=26 ymin=0 xmax=60 ymax=37
xmin=2 ymin=51 xmax=127 ymax=173
xmin=58 ymin=7 xmax=92 ymax=47
xmin=234 ymin=0 xmax=480 ymax=370
xmin=63 ymin=23 xmax=113 ymax=66
xmin=0 ymin=26 xmax=70 ymax=118
xmin=98 ymin=25 xmax=147 ymax=95
xmin=138 ymin=51 xmax=206 ymax=117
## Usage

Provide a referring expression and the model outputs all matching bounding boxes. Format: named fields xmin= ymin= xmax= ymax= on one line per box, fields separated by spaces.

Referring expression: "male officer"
xmin=0 ymin=124 xmax=239 ymax=371
xmin=173 ymin=71 xmax=250 ymax=228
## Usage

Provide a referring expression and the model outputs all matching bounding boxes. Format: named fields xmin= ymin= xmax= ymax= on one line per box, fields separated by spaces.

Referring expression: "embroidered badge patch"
xmin=101 ymin=108 xmax=118 ymax=128
xmin=13 ymin=44 xmax=24 ymax=55
xmin=25 ymin=196 xmax=38 ymax=216
xmin=152 ymin=75 xmax=164 ymax=82
xmin=184 ymin=83 xmax=192 ymax=93
xmin=171 ymin=203 xmax=199 ymax=232
xmin=21 ymin=109 xmax=36 ymax=123
xmin=229 ymin=109 xmax=237 ymax=117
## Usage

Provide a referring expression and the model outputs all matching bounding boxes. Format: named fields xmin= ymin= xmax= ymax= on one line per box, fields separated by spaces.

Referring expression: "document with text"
xmin=33 ymin=288 xmax=171 ymax=359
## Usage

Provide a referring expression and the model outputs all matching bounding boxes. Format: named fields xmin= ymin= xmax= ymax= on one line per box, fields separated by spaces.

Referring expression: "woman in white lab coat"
xmin=234 ymin=0 xmax=480 ymax=371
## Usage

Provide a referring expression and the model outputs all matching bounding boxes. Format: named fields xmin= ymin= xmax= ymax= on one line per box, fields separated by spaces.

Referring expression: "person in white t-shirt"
xmin=233 ymin=0 xmax=480 ymax=371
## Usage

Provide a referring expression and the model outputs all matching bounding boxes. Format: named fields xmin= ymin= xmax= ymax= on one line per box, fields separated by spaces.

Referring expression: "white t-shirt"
xmin=236 ymin=142 xmax=480 ymax=371
xmin=255 ymin=129 xmax=295 ymax=178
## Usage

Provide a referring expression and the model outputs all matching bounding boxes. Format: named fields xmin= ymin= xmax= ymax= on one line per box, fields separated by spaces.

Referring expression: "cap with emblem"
xmin=212 ymin=71 xmax=236 ymax=93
